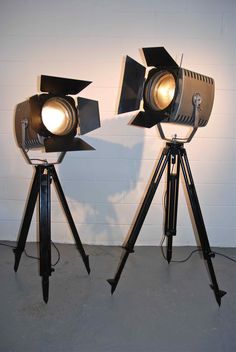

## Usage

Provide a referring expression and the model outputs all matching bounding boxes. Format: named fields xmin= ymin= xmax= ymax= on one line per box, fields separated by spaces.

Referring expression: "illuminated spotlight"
xmin=108 ymin=47 xmax=226 ymax=306
xmin=15 ymin=75 xmax=100 ymax=156
xmin=118 ymin=47 xmax=214 ymax=141
xmin=13 ymin=75 xmax=100 ymax=303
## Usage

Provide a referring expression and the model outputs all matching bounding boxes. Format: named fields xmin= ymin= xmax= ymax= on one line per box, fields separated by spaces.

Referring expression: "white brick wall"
xmin=0 ymin=0 xmax=235 ymax=246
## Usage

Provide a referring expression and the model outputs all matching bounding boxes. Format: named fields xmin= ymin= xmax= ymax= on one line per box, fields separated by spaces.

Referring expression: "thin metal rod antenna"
xmin=179 ymin=53 xmax=184 ymax=68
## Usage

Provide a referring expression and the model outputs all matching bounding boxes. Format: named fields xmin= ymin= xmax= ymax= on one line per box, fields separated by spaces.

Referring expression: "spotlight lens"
xmin=42 ymin=97 xmax=76 ymax=136
xmin=145 ymin=71 xmax=176 ymax=111
xmin=153 ymin=73 xmax=175 ymax=110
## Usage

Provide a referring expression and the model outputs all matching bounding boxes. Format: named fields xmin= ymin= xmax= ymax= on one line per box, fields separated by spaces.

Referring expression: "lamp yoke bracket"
xmin=157 ymin=93 xmax=202 ymax=143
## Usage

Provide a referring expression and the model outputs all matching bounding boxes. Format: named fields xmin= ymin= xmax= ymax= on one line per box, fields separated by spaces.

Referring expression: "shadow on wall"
xmin=56 ymin=116 xmax=146 ymax=245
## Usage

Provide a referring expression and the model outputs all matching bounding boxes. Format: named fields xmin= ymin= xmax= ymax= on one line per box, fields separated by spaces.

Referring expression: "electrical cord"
xmin=160 ymin=235 xmax=236 ymax=264
xmin=1 ymin=240 xmax=235 ymax=265
xmin=213 ymin=250 xmax=236 ymax=263
xmin=23 ymin=241 xmax=60 ymax=266
xmin=51 ymin=241 xmax=61 ymax=266
xmin=0 ymin=241 xmax=61 ymax=266
xmin=0 ymin=242 xmax=15 ymax=249
xmin=160 ymin=235 xmax=203 ymax=263
xmin=161 ymin=172 xmax=236 ymax=264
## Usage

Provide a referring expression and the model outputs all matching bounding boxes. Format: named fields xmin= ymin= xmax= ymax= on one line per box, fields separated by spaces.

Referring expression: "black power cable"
xmin=0 ymin=241 xmax=61 ymax=266
xmin=160 ymin=235 xmax=202 ymax=263
xmin=160 ymin=235 xmax=236 ymax=264
xmin=161 ymin=185 xmax=236 ymax=264
xmin=1 ymin=240 xmax=235 ymax=265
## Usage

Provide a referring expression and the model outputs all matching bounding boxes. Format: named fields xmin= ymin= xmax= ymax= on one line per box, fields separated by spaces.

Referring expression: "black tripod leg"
xmin=39 ymin=166 xmax=54 ymax=303
xmin=179 ymin=148 xmax=226 ymax=305
xmin=14 ymin=166 xmax=40 ymax=272
xmin=107 ymin=147 xmax=171 ymax=294
xmin=50 ymin=165 xmax=90 ymax=274
xmin=164 ymin=153 xmax=180 ymax=263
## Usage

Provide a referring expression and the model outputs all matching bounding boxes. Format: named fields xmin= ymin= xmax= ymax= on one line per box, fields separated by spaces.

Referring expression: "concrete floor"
xmin=0 ymin=242 xmax=235 ymax=352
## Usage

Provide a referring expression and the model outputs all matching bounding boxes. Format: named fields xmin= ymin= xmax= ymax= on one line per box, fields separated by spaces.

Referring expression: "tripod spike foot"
xmin=210 ymin=285 xmax=227 ymax=306
xmin=13 ymin=249 xmax=22 ymax=272
xmin=83 ymin=255 xmax=90 ymax=274
xmin=107 ymin=279 xmax=118 ymax=295
xmin=166 ymin=248 xmax=172 ymax=263
xmin=166 ymin=253 xmax=172 ymax=263
xmin=42 ymin=277 xmax=49 ymax=303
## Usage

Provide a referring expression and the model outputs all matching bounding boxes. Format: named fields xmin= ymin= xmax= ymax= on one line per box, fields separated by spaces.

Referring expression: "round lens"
xmin=145 ymin=71 xmax=176 ymax=111
xmin=153 ymin=73 xmax=175 ymax=110
xmin=41 ymin=97 xmax=76 ymax=136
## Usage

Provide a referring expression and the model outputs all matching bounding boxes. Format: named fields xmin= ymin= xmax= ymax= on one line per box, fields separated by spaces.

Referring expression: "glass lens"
xmin=153 ymin=73 xmax=175 ymax=110
xmin=42 ymin=98 xmax=76 ymax=136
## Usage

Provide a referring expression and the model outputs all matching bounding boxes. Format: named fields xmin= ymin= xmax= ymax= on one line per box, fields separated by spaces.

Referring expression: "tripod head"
xmin=19 ymin=117 xmax=65 ymax=165
xmin=157 ymin=93 xmax=202 ymax=144
xmin=20 ymin=124 xmax=66 ymax=166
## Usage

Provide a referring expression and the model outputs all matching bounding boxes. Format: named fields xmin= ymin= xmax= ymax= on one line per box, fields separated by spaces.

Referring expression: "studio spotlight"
xmin=13 ymin=75 xmax=100 ymax=303
xmin=118 ymin=47 xmax=214 ymax=141
xmin=15 ymin=75 xmax=100 ymax=157
xmin=108 ymin=47 xmax=226 ymax=305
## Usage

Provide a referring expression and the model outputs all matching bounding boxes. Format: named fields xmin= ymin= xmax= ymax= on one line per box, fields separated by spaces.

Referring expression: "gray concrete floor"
xmin=0 ymin=242 xmax=235 ymax=352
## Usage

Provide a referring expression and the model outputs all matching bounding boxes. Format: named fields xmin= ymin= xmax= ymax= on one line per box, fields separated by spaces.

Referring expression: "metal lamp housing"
xmin=15 ymin=94 xmax=79 ymax=150
xmin=15 ymin=75 xmax=101 ymax=153
xmin=15 ymin=99 xmax=42 ymax=149
xmin=143 ymin=67 xmax=214 ymax=127
xmin=118 ymin=47 xmax=215 ymax=129
xmin=173 ymin=68 xmax=214 ymax=127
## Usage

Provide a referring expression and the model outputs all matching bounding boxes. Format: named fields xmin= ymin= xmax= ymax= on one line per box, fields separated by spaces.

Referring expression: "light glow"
xmin=42 ymin=98 xmax=76 ymax=136
xmin=153 ymin=73 xmax=175 ymax=110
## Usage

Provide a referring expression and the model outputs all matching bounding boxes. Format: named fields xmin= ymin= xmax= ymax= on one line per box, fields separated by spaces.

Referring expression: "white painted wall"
xmin=0 ymin=0 xmax=235 ymax=246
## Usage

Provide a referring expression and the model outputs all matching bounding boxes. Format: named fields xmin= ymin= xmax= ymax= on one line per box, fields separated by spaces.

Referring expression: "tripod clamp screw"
xmin=122 ymin=245 xmax=134 ymax=253
xmin=204 ymin=251 xmax=215 ymax=259
xmin=208 ymin=251 xmax=215 ymax=258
